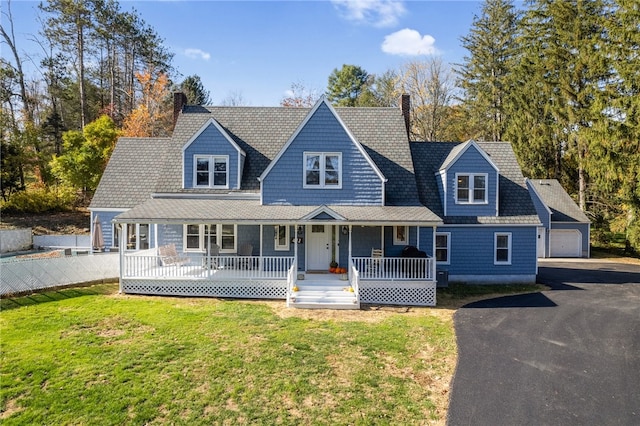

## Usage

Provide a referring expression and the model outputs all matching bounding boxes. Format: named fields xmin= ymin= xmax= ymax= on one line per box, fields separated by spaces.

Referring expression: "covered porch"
xmin=114 ymin=198 xmax=441 ymax=308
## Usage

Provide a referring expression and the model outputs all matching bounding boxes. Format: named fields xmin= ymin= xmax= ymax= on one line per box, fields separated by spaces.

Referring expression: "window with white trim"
xmin=183 ymin=224 xmax=237 ymax=253
xmin=494 ymin=232 xmax=512 ymax=264
xmin=274 ymin=225 xmax=290 ymax=251
xmin=456 ymin=173 xmax=487 ymax=204
xmin=435 ymin=232 xmax=450 ymax=264
xmin=393 ymin=226 xmax=409 ymax=245
xmin=304 ymin=152 xmax=342 ymax=188
xmin=125 ymin=224 xmax=149 ymax=251
xmin=194 ymin=155 xmax=229 ymax=188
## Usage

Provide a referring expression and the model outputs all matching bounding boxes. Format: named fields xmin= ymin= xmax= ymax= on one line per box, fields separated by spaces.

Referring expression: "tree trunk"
xmin=77 ymin=11 xmax=87 ymax=129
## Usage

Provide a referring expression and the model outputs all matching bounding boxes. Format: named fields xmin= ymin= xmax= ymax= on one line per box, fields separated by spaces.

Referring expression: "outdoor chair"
xmin=369 ymin=248 xmax=384 ymax=277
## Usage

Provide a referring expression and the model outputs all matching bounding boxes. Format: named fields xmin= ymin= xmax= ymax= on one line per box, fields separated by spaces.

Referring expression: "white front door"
xmin=537 ymin=227 xmax=546 ymax=258
xmin=307 ymin=224 xmax=331 ymax=271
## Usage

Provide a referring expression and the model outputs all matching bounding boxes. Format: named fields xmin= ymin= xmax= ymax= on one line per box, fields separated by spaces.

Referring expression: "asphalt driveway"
xmin=447 ymin=259 xmax=640 ymax=426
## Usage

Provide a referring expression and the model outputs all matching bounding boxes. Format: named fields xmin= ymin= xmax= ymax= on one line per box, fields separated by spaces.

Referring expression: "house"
xmin=527 ymin=179 xmax=591 ymax=258
xmin=90 ymin=93 xmax=550 ymax=308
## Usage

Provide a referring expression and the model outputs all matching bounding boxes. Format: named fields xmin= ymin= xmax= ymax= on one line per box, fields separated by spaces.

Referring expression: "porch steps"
xmin=289 ymin=283 xmax=358 ymax=310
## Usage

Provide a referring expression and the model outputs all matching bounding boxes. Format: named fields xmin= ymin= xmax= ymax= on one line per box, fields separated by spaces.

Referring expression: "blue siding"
xmin=92 ymin=210 xmax=123 ymax=248
xmin=157 ymin=224 xmax=184 ymax=251
xmin=262 ymin=103 xmax=383 ymax=205
xmin=183 ymin=123 xmax=240 ymax=189
xmin=436 ymin=226 xmax=537 ymax=277
xmin=238 ymin=225 xmax=260 ymax=255
xmin=528 ymin=184 xmax=551 ymax=228
xmin=445 ymin=145 xmax=498 ymax=216
xmin=384 ymin=226 xmax=419 ymax=257
xmin=350 ymin=226 xmax=383 ymax=257
xmin=418 ymin=227 xmax=434 ymax=257
xmin=261 ymin=225 xmax=305 ymax=271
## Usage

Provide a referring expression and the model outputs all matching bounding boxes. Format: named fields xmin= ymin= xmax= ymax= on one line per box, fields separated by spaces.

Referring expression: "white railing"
xmin=351 ymin=256 xmax=434 ymax=281
xmin=349 ymin=261 xmax=360 ymax=300
xmin=123 ymin=254 xmax=295 ymax=280
xmin=286 ymin=262 xmax=297 ymax=307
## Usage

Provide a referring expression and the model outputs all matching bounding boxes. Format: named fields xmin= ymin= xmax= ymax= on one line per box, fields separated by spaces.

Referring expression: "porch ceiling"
xmin=112 ymin=198 xmax=442 ymax=225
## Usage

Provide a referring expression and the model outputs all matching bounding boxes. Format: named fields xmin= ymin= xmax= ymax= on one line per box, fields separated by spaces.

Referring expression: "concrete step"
xmin=289 ymin=286 xmax=358 ymax=309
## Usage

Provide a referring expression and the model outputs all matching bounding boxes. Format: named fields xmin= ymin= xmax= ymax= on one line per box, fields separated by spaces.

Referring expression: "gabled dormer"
xmin=436 ymin=140 xmax=499 ymax=217
xmin=182 ymin=118 xmax=246 ymax=190
xmin=259 ymin=97 xmax=386 ymax=206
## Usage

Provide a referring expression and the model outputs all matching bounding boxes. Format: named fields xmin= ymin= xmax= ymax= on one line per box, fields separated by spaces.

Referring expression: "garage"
xmin=550 ymin=229 xmax=582 ymax=257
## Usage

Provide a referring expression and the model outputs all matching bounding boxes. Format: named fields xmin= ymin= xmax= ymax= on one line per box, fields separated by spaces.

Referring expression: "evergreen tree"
xmin=457 ymin=0 xmax=519 ymax=141
xmin=180 ymin=75 xmax=211 ymax=105
xmin=326 ymin=64 xmax=371 ymax=106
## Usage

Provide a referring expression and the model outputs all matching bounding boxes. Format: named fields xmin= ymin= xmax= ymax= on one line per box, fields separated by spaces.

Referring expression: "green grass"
xmin=1 ymin=284 xmax=456 ymax=425
xmin=438 ymin=282 xmax=545 ymax=301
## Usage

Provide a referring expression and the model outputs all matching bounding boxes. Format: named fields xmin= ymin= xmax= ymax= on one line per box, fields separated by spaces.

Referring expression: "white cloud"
xmin=381 ymin=28 xmax=438 ymax=56
xmin=331 ymin=0 xmax=406 ymax=28
xmin=184 ymin=48 xmax=211 ymax=61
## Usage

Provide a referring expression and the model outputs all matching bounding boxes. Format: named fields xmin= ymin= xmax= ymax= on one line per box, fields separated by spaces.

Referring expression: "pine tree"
xmin=457 ymin=0 xmax=519 ymax=141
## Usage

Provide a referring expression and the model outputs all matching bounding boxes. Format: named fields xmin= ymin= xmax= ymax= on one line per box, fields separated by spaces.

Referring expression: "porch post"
xmin=348 ymin=225 xmax=352 ymax=278
xmin=294 ymin=224 xmax=298 ymax=272
xmin=432 ymin=225 xmax=437 ymax=281
xmin=118 ymin=224 xmax=124 ymax=294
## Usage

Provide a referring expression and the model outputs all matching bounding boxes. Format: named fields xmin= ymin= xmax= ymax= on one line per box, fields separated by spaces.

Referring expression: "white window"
xmin=435 ymin=232 xmax=450 ymax=264
xmin=183 ymin=224 xmax=237 ymax=253
xmin=495 ymin=232 xmax=512 ymax=265
xmin=194 ymin=155 xmax=228 ymax=188
xmin=393 ymin=226 xmax=409 ymax=245
xmin=125 ymin=224 xmax=149 ymax=251
xmin=304 ymin=152 xmax=342 ymax=188
xmin=456 ymin=173 xmax=487 ymax=204
xmin=274 ymin=225 xmax=290 ymax=251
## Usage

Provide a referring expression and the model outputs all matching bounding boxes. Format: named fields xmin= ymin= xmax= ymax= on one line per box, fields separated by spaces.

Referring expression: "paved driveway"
xmin=447 ymin=260 xmax=640 ymax=426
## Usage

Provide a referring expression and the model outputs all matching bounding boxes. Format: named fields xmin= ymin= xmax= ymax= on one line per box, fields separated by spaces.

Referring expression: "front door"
xmin=307 ymin=224 xmax=331 ymax=271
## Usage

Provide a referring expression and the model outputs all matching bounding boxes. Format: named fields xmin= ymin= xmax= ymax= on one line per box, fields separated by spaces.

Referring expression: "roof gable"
xmin=258 ymin=96 xmax=385 ymax=183
xmin=182 ymin=118 xmax=246 ymax=157
xmin=300 ymin=205 xmax=346 ymax=221
xmin=439 ymin=139 xmax=499 ymax=173
xmin=527 ymin=179 xmax=590 ymax=223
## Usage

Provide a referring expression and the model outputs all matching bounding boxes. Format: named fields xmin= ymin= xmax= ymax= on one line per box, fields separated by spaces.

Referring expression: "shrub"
xmin=0 ymin=185 xmax=76 ymax=213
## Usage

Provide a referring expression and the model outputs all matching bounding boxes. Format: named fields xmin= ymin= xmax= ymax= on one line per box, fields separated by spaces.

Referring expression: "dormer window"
xmin=456 ymin=173 xmax=487 ymax=204
xmin=304 ymin=152 xmax=342 ymax=189
xmin=194 ymin=155 xmax=228 ymax=188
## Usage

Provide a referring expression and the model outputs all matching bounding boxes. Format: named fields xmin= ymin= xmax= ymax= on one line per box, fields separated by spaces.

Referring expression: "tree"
xmin=281 ymin=82 xmax=320 ymax=107
xmin=397 ymin=58 xmax=454 ymax=141
xmin=50 ymin=115 xmax=118 ymax=196
xmin=121 ymin=69 xmax=172 ymax=137
xmin=510 ymin=0 xmax=609 ymax=210
xmin=221 ymin=90 xmax=249 ymax=106
xmin=180 ymin=75 xmax=210 ymax=105
xmin=456 ymin=0 xmax=519 ymax=141
xmin=326 ymin=64 xmax=371 ymax=106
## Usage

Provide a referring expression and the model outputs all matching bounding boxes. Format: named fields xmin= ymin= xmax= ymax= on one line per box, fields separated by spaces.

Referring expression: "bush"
xmin=0 ymin=185 xmax=76 ymax=213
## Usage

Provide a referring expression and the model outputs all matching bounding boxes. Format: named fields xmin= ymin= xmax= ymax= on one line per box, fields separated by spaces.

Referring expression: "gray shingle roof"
xmin=113 ymin=198 xmax=441 ymax=224
xmin=528 ymin=179 xmax=590 ymax=223
xmin=154 ymin=104 xmax=419 ymax=205
xmin=90 ymin=137 xmax=170 ymax=209
xmin=410 ymin=141 xmax=540 ymax=225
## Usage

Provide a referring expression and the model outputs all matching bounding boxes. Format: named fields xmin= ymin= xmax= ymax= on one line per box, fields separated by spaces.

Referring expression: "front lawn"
xmin=1 ymin=284 xmax=457 ymax=425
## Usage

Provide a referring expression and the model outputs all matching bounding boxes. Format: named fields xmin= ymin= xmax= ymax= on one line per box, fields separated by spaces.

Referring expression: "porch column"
xmin=348 ymin=225 xmax=352 ymax=278
xmin=432 ymin=225 xmax=437 ymax=281
xmin=118 ymin=223 xmax=124 ymax=293
xmin=294 ymin=224 xmax=298 ymax=271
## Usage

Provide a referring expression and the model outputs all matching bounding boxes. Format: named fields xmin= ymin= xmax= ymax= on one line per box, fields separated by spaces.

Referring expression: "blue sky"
xmin=4 ymin=0 xmax=486 ymax=106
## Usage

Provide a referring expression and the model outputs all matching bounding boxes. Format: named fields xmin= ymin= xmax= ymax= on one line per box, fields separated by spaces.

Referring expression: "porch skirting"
xmin=359 ymin=281 xmax=436 ymax=307
xmin=121 ymin=278 xmax=287 ymax=299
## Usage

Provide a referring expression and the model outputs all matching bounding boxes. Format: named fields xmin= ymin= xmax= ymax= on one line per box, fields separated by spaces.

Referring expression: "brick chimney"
xmin=400 ymin=94 xmax=410 ymax=138
xmin=173 ymin=92 xmax=187 ymax=127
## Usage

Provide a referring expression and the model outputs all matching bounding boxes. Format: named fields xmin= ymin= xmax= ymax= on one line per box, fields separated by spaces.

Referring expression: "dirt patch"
xmin=0 ymin=209 xmax=90 ymax=235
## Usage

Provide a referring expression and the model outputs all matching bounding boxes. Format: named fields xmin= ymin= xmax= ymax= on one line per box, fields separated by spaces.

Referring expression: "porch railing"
xmin=351 ymin=256 xmax=434 ymax=281
xmin=123 ymin=253 xmax=295 ymax=280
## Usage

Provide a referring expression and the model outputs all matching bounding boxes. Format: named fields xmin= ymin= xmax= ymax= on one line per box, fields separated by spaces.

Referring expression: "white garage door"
xmin=550 ymin=230 xmax=581 ymax=257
